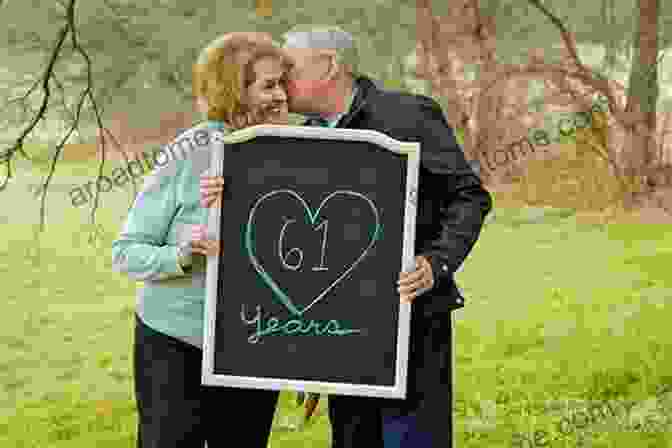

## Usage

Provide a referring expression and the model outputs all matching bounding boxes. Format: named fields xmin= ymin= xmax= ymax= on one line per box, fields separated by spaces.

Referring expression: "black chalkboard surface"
xmin=202 ymin=125 xmax=420 ymax=399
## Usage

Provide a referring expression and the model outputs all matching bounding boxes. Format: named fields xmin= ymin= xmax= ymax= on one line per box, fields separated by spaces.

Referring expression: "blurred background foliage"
xmin=2 ymin=0 xmax=671 ymax=146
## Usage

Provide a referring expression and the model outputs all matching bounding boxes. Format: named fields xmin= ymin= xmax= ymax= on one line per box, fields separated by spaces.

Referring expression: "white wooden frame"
xmin=202 ymin=124 xmax=420 ymax=399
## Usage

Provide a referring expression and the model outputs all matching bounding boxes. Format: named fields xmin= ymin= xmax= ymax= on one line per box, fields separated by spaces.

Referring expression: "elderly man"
xmin=281 ymin=25 xmax=493 ymax=448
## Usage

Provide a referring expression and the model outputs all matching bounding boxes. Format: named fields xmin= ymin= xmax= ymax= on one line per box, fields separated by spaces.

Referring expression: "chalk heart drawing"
xmin=245 ymin=189 xmax=380 ymax=317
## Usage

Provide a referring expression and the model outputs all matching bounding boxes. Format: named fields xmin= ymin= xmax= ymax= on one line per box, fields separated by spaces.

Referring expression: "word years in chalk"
xmin=240 ymin=304 xmax=362 ymax=344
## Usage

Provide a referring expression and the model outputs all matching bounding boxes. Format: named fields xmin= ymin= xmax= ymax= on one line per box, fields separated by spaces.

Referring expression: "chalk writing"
xmin=245 ymin=189 xmax=380 ymax=316
xmin=278 ymin=218 xmax=303 ymax=271
xmin=240 ymin=304 xmax=362 ymax=344
xmin=277 ymin=217 xmax=330 ymax=271
xmin=312 ymin=219 xmax=329 ymax=271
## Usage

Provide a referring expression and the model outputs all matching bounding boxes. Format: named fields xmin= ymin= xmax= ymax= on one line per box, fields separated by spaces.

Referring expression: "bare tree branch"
xmin=64 ymin=0 xmax=109 ymax=242
xmin=0 ymin=22 xmax=71 ymax=191
xmin=526 ymin=0 xmax=670 ymax=134
xmin=0 ymin=0 xmax=149 ymax=242
xmin=0 ymin=77 xmax=41 ymax=117
xmin=50 ymin=73 xmax=80 ymax=140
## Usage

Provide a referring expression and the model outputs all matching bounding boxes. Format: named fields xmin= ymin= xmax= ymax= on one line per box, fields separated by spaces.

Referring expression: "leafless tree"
xmin=1 ymin=0 xmax=421 ymax=241
xmin=0 ymin=0 xmax=129 ymax=243
xmin=414 ymin=0 xmax=669 ymax=208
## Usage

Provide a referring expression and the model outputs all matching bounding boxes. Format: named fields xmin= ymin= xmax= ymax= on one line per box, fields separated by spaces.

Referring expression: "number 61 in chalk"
xmin=278 ymin=218 xmax=329 ymax=272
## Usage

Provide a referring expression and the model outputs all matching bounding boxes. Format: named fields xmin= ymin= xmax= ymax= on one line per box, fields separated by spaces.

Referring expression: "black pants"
xmin=328 ymin=309 xmax=454 ymax=448
xmin=133 ymin=313 xmax=279 ymax=448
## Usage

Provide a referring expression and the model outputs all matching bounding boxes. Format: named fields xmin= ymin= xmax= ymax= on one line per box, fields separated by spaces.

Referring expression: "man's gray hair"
xmin=281 ymin=25 xmax=359 ymax=76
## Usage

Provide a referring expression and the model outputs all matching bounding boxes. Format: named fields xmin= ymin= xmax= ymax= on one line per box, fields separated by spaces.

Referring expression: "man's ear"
xmin=317 ymin=49 xmax=340 ymax=80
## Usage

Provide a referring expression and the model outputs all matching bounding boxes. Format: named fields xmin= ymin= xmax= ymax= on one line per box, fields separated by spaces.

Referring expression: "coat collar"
xmin=335 ymin=75 xmax=375 ymax=128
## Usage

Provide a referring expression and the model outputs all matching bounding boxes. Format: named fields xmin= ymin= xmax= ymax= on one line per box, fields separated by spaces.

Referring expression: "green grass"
xmin=1 ymin=161 xmax=671 ymax=447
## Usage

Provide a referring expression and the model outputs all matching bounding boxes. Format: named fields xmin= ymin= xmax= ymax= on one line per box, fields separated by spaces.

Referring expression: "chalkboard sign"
xmin=202 ymin=125 xmax=420 ymax=399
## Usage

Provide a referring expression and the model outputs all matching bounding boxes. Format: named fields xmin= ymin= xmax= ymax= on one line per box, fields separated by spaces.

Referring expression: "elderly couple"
xmin=112 ymin=25 xmax=492 ymax=448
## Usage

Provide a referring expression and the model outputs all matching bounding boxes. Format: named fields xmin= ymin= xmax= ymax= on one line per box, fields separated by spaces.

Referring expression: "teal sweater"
xmin=112 ymin=121 xmax=228 ymax=348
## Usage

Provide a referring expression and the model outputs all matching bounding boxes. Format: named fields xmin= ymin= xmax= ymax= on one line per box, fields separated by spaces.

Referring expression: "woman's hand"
xmin=200 ymin=174 xmax=225 ymax=208
xmin=190 ymin=225 xmax=220 ymax=257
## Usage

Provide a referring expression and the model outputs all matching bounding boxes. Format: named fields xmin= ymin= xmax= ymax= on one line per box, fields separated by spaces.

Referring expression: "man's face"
xmin=282 ymin=47 xmax=339 ymax=114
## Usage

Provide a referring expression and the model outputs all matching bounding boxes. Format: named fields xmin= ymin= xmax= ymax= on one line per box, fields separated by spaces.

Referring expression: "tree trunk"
xmin=415 ymin=0 xmax=482 ymax=179
xmin=623 ymin=0 xmax=659 ymax=205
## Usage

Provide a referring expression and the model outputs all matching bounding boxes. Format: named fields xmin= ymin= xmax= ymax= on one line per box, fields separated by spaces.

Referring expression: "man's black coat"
xmin=305 ymin=75 xmax=493 ymax=447
xmin=307 ymin=75 xmax=492 ymax=314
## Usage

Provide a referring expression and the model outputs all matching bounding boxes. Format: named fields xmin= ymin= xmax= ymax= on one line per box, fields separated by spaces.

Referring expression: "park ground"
xmin=1 ymin=155 xmax=671 ymax=447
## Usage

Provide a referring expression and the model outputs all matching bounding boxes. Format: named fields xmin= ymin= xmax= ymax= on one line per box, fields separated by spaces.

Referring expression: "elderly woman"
xmin=112 ymin=32 xmax=292 ymax=448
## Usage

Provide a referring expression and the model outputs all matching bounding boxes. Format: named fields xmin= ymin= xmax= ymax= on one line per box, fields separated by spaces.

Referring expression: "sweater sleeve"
xmin=111 ymin=160 xmax=189 ymax=281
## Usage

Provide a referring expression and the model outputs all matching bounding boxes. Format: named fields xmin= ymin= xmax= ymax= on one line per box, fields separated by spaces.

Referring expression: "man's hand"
xmin=200 ymin=174 xmax=225 ymax=208
xmin=398 ymin=255 xmax=434 ymax=303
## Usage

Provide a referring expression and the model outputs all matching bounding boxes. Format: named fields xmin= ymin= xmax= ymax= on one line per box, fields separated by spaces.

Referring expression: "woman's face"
xmin=246 ymin=56 xmax=289 ymax=124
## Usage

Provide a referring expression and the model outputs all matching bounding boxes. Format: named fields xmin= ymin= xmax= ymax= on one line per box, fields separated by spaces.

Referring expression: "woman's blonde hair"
xmin=193 ymin=33 xmax=292 ymax=129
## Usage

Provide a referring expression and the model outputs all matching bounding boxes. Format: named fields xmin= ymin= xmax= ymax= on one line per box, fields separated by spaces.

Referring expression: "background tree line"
xmin=1 ymin=0 xmax=671 ymax=229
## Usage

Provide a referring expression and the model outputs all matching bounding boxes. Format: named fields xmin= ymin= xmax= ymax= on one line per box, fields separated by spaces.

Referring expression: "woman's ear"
xmin=196 ymin=97 xmax=209 ymax=115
